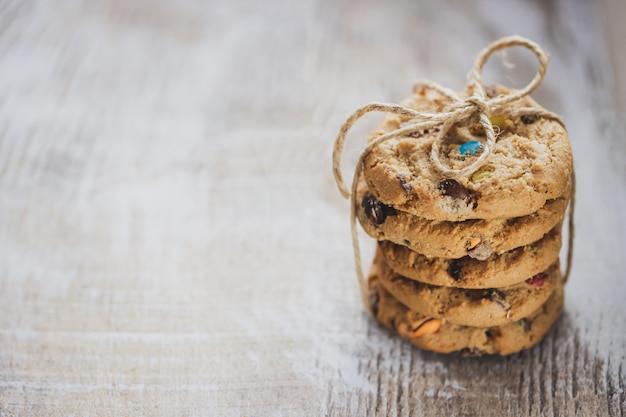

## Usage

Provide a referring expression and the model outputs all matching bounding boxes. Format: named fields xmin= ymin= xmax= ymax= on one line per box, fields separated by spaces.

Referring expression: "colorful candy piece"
xmin=488 ymin=114 xmax=509 ymax=129
xmin=471 ymin=170 xmax=492 ymax=182
xmin=411 ymin=318 xmax=441 ymax=338
xmin=519 ymin=318 xmax=531 ymax=332
xmin=459 ymin=140 xmax=482 ymax=156
xmin=466 ymin=235 xmax=482 ymax=250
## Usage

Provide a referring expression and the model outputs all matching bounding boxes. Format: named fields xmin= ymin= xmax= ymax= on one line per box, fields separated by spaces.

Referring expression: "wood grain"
xmin=0 ymin=0 xmax=624 ymax=416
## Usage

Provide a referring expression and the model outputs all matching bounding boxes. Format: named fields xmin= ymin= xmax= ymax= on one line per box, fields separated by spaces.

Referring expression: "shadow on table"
xmin=352 ymin=310 xmax=612 ymax=416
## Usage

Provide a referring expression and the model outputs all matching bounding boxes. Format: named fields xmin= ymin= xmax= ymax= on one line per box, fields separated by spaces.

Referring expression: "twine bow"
xmin=331 ymin=36 xmax=574 ymax=315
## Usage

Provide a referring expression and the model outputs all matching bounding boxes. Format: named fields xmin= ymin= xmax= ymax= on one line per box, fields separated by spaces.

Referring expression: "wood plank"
xmin=0 ymin=0 xmax=624 ymax=416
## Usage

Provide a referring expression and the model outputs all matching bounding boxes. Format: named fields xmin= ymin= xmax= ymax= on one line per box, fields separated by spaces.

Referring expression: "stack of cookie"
xmin=356 ymin=84 xmax=573 ymax=356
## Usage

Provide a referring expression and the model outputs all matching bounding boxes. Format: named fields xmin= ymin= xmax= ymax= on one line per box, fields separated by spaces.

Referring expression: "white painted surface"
xmin=0 ymin=0 xmax=624 ymax=415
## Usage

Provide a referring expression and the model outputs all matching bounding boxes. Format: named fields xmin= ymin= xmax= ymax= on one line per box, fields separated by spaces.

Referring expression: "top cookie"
xmin=362 ymin=85 xmax=573 ymax=221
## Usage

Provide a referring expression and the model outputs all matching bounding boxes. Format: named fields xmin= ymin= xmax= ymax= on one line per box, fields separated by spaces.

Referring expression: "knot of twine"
xmin=331 ymin=36 xmax=575 ymax=315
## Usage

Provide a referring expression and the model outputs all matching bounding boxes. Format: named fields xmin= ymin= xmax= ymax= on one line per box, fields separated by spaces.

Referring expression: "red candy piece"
xmin=526 ymin=272 xmax=548 ymax=287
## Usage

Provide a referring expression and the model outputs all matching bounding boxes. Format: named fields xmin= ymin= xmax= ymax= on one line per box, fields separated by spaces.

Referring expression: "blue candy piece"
xmin=459 ymin=140 xmax=482 ymax=156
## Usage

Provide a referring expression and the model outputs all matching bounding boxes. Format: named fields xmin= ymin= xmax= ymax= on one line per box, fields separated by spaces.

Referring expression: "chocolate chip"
xmin=489 ymin=290 xmax=511 ymax=311
xmin=438 ymin=179 xmax=471 ymax=203
xmin=460 ymin=347 xmax=486 ymax=357
xmin=447 ymin=259 xmax=464 ymax=281
xmin=485 ymin=327 xmax=502 ymax=339
xmin=361 ymin=193 xmax=396 ymax=225
xmin=521 ymin=114 xmax=538 ymax=124
xmin=396 ymin=174 xmax=412 ymax=196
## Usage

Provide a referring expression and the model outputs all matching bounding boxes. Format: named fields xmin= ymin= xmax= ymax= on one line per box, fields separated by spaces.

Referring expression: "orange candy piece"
xmin=411 ymin=318 xmax=442 ymax=338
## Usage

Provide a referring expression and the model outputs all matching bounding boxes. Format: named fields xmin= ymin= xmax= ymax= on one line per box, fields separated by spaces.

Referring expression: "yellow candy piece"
xmin=467 ymin=235 xmax=482 ymax=250
xmin=471 ymin=170 xmax=492 ymax=182
xmin=411 ymin=318 xmax=441 ymax=338
xmin=488 ymin=114 xmax=508 ymax=130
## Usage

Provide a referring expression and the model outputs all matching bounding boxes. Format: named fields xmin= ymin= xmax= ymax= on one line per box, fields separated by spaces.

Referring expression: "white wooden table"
xmin=1 ymin=1 xmax=625 ymax=415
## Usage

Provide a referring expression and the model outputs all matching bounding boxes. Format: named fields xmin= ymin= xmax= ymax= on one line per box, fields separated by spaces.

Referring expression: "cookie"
xmin=368 ymin=266 xmax=565 ymax=356
xmin=362 ymin=84 xmax=573 ymax=221
xmin=357 ymin=175 xmax=570 ymax=259
xmin=379 ymin=226 xmax=562 ymax=288
xmin=375 ymin=249 xmax=560 ymax=327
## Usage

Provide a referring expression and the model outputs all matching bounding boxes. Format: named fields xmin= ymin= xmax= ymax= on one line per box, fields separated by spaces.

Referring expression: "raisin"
xmin=526 ymin=272 xmax=548 ymax=287
xmin=396 ymin=174 xmax=412 ymax=196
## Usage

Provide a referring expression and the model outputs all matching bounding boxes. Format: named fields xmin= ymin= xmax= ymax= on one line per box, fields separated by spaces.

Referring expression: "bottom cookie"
xmin=368 ymin=267 xmax=564 ymax=356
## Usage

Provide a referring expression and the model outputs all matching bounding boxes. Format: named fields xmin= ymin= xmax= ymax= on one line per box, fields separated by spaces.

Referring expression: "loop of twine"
xmin=331 ymin=36 xmax=575 ymax=315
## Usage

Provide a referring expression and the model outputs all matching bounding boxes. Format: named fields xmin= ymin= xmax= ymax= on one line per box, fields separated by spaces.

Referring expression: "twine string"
xmin=331 ymin=36 xmax=575 ymax=314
